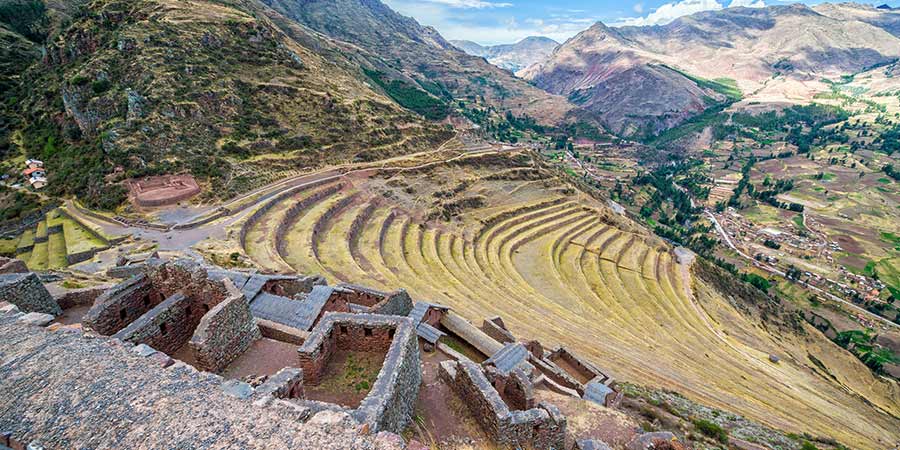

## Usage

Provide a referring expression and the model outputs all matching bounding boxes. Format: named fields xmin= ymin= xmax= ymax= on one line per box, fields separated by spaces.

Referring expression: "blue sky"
xmin=383 ymin=0 xmax=898 ymax=45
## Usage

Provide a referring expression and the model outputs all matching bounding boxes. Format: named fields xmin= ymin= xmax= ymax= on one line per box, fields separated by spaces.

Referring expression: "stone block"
xmin=0 ymin=302 xmax=20 ymax=316
xmin=132 ymin=344 xmax=156 ymax=357
xmin=17 ymin=313 xmax=55 ymax=327
xmin=221 ymin=380 xmax=253 ymax=399
xmin=188 ymin=286 xmax=261 ymax=373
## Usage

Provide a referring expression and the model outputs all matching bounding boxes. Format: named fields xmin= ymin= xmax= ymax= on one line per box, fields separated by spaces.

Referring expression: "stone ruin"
xmin=126 ymin=174 xmax=201 ymax=207
xmin=288 ymin=313 xmax=421 ymax=433
xmin=0 ymin=256 xmax=28 ymax=275
xmin=0 ymin=272 xmax=61 ymax=316
xmin=83 ymin=259 xmax=422 ymax=435
xmin=440 ymin=359 xmax=566 ymax=449
xmin=0 ymin=255 xmax=637 ymax=449
xmin=83 ymin=259 xmax=261 ymax=373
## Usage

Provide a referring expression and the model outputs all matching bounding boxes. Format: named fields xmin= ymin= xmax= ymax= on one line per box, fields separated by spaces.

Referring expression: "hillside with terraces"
xmin=228 ymin=147 xmax=900 ymax=448
xmin=10 ymin=208 xmax=116 ymax=271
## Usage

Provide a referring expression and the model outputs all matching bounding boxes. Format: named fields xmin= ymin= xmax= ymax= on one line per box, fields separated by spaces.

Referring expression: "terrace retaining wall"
xmin=238 ymin=179 xmax=339 ymax=249
xmin=0 ymin=273 xmax=60 ymax=315
xmin=189 ymin=287 xmax=261 ymax=373
xmin=55 ymin=285 xmax=112 ymax=310
xmin=274 ymin=184 xmax=345 ymax=256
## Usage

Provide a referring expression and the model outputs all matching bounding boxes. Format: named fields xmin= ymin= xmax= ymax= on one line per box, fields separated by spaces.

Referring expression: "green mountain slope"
xmin=7 ymin=0 xmax=451 ymax=209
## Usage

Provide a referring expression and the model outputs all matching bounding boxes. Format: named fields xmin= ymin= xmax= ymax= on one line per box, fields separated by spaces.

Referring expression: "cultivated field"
xmin=235 ymin=150 xmax=900 ymax=448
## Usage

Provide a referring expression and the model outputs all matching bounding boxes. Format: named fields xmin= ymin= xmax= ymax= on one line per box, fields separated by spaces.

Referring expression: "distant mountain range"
xmin=521 ymin=3 xmax=900 ymax=137
xmin=450 ymin=36 xmax=559 ymax=74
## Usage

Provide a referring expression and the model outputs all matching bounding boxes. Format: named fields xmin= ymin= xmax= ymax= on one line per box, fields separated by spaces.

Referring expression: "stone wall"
xmin=112 ymin=293 xmax=193 ymax=355
xmin=371 ymin=290 xmax=413 ymax=316
xmin=486 ymin=366 xmax=534 ymax=411
xmin=549 ymin=347 xmax=607 ymax=383
xmin=0 ymin=257 xmax=28 ymax=274
xmin=298 ymin=314 xmax=395 ymax=384
xmin=258 ymin=319 xmax=308 ymax=345
xmin=146 ymin=259 xmax=229 ymax=309
xmin=0 ymin=273 xmax=61 ymax=315
xmin=255 ymin=367 xmax=305 ymax=399
xmin=82 ymin=275 xmax=160 ymax=335
xmin=55 ymin=285 xmax=112 ymax=310
xmin=297 ymin=313 xmax=421 ymax=434
xmin=330 ymin=285 xmax=413 ymax=317
xmin=444 ymin=360 xmax=566 ymax=449
xmin=261 ymin=276 xmax=325 ymax=298
xmin=482 ymin=318 xmax=516 ymax=344
xmin=189 ymin=287 xmax=262 ymax=373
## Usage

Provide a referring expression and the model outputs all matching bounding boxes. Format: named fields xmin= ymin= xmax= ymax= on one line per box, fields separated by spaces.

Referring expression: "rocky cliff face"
xmin=523 ymin=4 xmax=900 ymax=138
xmin=451 ymin=36 xmax=559 ymax=74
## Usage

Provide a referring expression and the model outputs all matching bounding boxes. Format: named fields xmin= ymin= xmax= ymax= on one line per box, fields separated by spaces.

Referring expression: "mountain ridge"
xmin=450 ymin=36 xmax=559 ymax=73
xmin=522 ymin=3 xmax=900 ymax=138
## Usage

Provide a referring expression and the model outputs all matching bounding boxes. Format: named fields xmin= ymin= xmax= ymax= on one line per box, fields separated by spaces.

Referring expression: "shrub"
xmin=91 ymin=79 xmax=112 ymax=95
xmin=70 ymin=75 xmax=90 ymax=86
xmin=692 ymin=418 xmax=728 ymax=443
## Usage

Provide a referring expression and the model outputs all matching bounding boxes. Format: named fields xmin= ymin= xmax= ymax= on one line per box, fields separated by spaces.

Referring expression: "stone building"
xmin=440 ymin=359 xmax=566 ymax=449
xmin=292 ymin=313 xmax=421 ymax=434
xmin=0 ymin=308 xmax=403 ymax=449
xmin=83 ymin=259 xmax=261 ymax=373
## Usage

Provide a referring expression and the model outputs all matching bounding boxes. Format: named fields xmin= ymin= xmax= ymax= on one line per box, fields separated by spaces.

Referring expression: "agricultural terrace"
xmin=236 ymin=150 xmax=900 ymax=448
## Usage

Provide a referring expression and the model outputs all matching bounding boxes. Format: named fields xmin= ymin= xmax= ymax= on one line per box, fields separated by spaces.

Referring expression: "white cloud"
xmin=633 ymin=3 xmax=644 ymax=13
xmin=729 ymin=0 xmax=766 ymax=8
xmin=615 ymin=0 xmax=724 ymax=26
xmin=614 ymin=0 xmax=767 ymax=27
xmin=422 ymin=0 xmax=512 ymax=8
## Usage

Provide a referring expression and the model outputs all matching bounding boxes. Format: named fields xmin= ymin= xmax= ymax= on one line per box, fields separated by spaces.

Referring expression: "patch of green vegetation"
xmin=800 ymin=441 xmax=820 ymax=450
xmin=364 ymin=69 xmax=448 ymax=120
xmin=692 ymin=418 xmax=728 ymax=443
xmin=877 ymin=177 xmax=892 ymax=184
xmin=792 ymin=214 xmax=807 ymax=232
xmin=662 ymin=64 xmax=742 ymax=101
xmin=0 ymin=0 xmax=48 ymax=43
xmin=646 ymin=104 xmax=729 ymax=147
xmin=835 ymin=329 xmax=900 ymax=375
xmin=882 ymin=232 xmax=900 ymax=246
xmin=0 ymin=238 xmax=15 ymax=256
xmin=0 ymin=185 xmax=45 ymax=222
xmin=741 ymin=272 xmax=771 ymax=292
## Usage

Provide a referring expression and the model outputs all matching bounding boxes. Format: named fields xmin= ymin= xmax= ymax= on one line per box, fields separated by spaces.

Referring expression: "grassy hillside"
xmin=6 ymin=0 xmax=450 ymax=209
xmin=229 ymin=150 xmax=900 ymax=448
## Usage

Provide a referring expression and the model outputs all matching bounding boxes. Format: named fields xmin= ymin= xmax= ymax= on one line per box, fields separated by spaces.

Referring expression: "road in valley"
xmin=705 ymin=211 xmax=898 ymax=329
